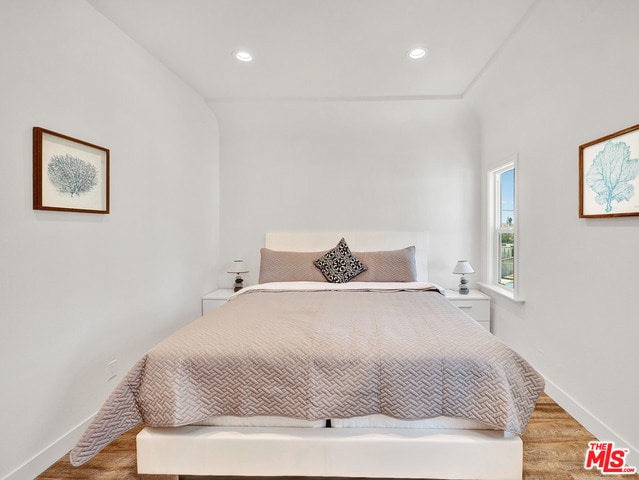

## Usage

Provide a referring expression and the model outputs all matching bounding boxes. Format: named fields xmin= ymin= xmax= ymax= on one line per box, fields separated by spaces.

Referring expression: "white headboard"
xmin=264 ymin=232 xmax=428 ymax=281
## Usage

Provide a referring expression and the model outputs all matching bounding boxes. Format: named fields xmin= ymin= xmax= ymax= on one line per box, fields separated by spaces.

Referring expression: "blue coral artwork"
xmin=580 ymin=125 xmax=639 ymax=218
xmin=33 ymin=127 xmax=110 ymax=214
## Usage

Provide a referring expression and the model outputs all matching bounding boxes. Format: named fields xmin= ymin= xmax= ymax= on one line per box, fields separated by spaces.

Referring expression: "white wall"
xmin=0 ymin=1 xmax=220 ymax=479
xmin=212 ymin=99 xmax=480 ymax=288
xmin=466 ymin=0 xmax=639 ymax=465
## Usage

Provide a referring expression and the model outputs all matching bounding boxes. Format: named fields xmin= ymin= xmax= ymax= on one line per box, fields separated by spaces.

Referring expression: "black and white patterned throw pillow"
xmin=313 ymin=238 xmax=367 ymax=283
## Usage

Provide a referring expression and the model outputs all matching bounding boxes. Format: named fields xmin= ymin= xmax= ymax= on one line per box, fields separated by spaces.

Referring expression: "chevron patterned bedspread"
xmin=70 ymin=282 xmax=544 ymax=466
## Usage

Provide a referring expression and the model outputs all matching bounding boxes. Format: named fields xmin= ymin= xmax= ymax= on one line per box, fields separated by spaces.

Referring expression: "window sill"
xmin=478 ymin=282 xmax=525 ymax=304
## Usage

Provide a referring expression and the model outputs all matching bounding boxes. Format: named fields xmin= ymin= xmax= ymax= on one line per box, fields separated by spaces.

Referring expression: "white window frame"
xmin=485 ymin=156 xmax=522 ymax=302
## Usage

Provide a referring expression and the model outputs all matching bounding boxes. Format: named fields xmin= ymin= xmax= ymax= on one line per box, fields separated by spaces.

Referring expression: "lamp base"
xmin=459 ymin=276 xmax=469 ymax=295
xmin=234 ymin=275 xmax=244 ymax=292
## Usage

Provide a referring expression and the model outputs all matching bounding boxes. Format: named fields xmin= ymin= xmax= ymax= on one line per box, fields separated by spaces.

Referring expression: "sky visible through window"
xmin=501 ymin=168 xmax=514 ymax=225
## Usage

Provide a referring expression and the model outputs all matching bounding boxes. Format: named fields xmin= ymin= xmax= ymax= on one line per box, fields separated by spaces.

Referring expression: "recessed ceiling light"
xmin=233 ymin=50 xmax=253 ymax=62
xmin=408 ymin=47 xmax=428 ymax=60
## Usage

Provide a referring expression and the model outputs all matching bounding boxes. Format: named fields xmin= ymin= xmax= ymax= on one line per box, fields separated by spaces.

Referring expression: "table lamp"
xmin=228 ymin=260 xmax=249 ymax=292
xmin=453 ymin=260 xmax=474 ymax=295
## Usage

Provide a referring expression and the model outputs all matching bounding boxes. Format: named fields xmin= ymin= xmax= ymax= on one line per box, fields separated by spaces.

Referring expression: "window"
xmin=487 ymin=158 xmax=520 ymax=300
xmin=497 ymin=167 xmax=515 ymax=287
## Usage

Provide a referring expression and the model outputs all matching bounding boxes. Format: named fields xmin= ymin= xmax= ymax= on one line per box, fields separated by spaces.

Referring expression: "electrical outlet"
xmin=107 ymin=359 xmax=117 ymax=381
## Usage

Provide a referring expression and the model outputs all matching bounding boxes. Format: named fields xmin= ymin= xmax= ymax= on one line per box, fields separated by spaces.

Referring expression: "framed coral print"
xmin=33 ymin=127 xmax=110 ymax=214
xmin=579 ymin=124 xmax=639 ymax=218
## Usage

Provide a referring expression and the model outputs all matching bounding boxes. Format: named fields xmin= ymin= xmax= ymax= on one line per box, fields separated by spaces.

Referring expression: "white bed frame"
xmin=137 ymin=232 xmax=523 ymax=480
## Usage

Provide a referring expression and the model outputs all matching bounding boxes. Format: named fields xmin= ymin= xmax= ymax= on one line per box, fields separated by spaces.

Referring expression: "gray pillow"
xmin=259 ymin=248 xmax=328 ymax=284
xmin=354 ymin=246 xmax=417 ymax=282
xmin=313 ymin=238 xmax=367 ymax=283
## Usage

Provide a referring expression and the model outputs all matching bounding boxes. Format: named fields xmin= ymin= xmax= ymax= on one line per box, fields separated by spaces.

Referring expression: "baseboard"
xmin=543 ymin=378 xmax=639 ymax=467
xmin=2 ymin=414 xmax=95 ymax=480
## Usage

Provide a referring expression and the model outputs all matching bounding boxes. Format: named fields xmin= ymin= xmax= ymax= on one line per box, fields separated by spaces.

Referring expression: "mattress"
xmin=190 ymin=414 xmax=489 ymax=430
xmin=192 ymin=415 xmax=327 ymax=428
xmin=70 ymin=281 xmax=544 ymax=466
xmin=331 ymin=414 xmax=493 ymax=430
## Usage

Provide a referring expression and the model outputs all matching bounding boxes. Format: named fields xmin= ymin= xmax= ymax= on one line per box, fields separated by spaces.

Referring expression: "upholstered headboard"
xmin=264 ymin=232 xmax=428 ymax=282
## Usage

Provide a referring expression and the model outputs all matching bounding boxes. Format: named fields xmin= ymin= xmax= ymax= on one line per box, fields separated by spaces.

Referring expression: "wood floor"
xmin=38 ymin=394 xmax=638 ymax=480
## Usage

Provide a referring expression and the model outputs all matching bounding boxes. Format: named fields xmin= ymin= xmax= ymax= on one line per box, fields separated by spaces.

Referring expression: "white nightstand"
xmin=444 ymin=289 xmax=491 ymax=331
xmin=202 ymin=289 xmax=234 ymax=315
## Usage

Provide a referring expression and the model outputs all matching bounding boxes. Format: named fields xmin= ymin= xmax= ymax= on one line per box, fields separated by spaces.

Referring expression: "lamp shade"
xmin=227 ymin=260 xmax=249 ymax=274
xmin=452 ymin=260 xmax=475 ymax=275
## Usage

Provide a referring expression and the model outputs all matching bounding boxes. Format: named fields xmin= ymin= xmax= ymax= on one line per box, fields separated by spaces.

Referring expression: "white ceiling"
xmin=87 ymin=0 xmax=535 ymax=101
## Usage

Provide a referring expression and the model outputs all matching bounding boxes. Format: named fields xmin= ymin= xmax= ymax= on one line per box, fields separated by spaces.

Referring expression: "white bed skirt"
xmin=137 ymin=425 xmax=522 ymax=480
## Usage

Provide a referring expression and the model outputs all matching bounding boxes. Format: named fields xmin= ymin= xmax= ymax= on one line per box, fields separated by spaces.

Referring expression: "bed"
xmin=70 ymin=232 xmax=544 ymax=480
